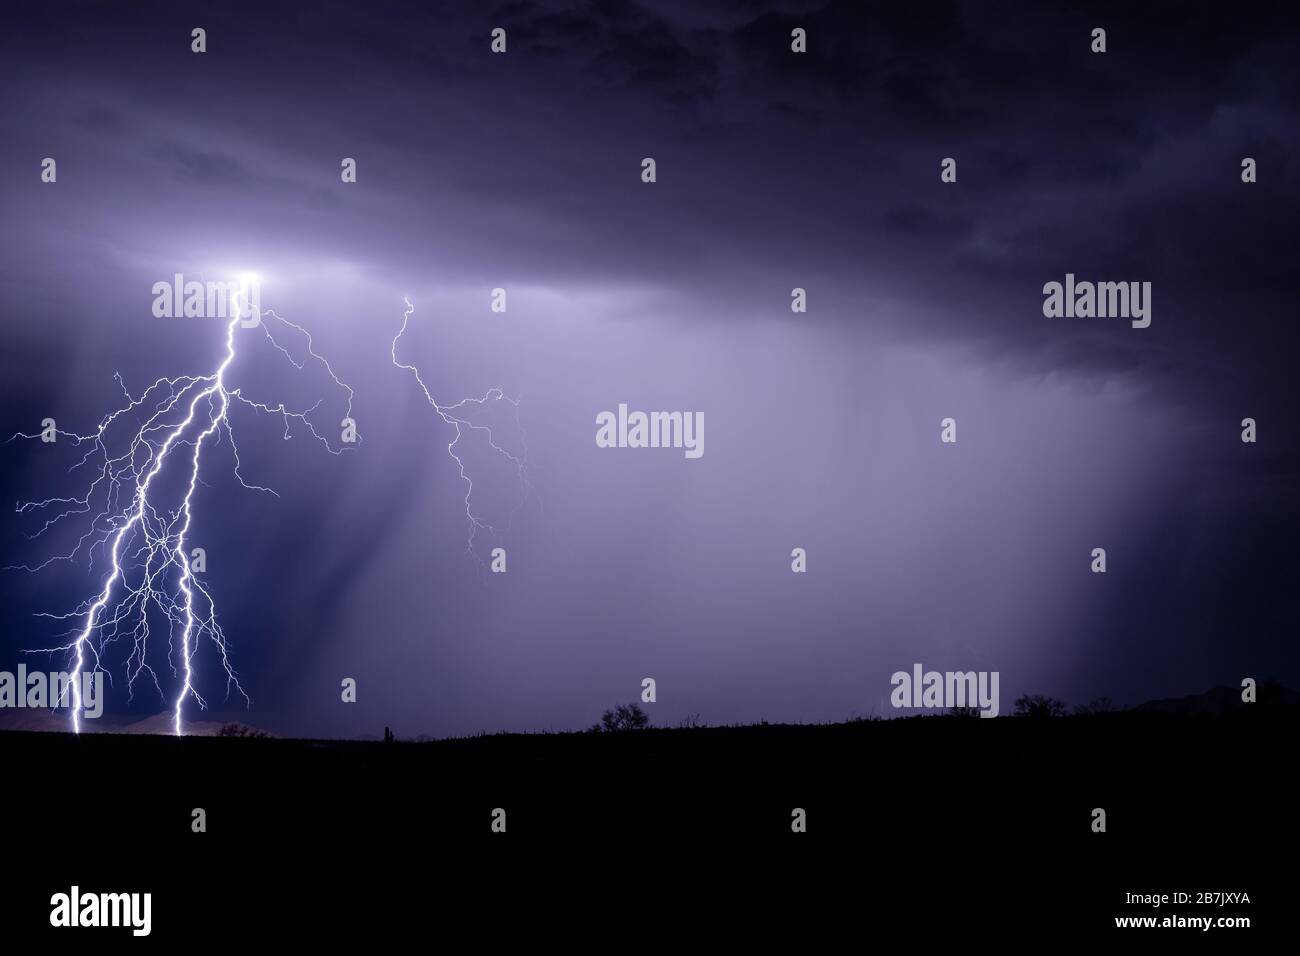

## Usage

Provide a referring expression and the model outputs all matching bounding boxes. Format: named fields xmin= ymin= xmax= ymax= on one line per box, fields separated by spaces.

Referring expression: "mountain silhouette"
xmin=1134 ymin=683 xmax=1299 ymax=715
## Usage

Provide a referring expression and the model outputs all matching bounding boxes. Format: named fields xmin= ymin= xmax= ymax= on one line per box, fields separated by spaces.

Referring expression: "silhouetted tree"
xmin=947 ymin=706 xmax=981 ymax=717
xmin=384 ymin=726 xmax=394 ymax=743
xmin=594 ymin=702 xmax=651 ymax=732
xmin=1013 ymin=694 xmax=1068 ymax=718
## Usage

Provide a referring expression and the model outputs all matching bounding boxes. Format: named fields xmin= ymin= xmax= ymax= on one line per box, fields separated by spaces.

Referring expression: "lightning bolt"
xmin=8 ymin=288 xmax=357 ymax=735
xmin=390 ymin=297 xmax=531 ymax=563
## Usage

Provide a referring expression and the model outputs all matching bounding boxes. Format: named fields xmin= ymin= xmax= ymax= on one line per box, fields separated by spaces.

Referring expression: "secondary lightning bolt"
xmin=9 ymin=289 xmax=357 ymax=735
xmin=390 ymin=297 xmax=530 ymax=563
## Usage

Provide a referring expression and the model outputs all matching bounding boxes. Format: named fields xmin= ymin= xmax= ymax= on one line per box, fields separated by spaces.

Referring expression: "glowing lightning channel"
xmin=390 ymin=297 xmax=531 ymax=562
xmin=8 ymin=287 xmax=357 ymax=735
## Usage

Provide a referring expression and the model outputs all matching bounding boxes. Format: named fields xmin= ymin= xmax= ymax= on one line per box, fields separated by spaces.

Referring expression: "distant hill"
xmin=1134 ymin=683 xmax=1300 ymax=715
xmin=0 ymin=709 xmax=274 ymax=737
xmin=0 ymin=709 xmax=81 ymax=734
xmin=117 ymin=713 xmax=276 ymax=737
xmin=4 ymin=683 xmax=1297 ymax=739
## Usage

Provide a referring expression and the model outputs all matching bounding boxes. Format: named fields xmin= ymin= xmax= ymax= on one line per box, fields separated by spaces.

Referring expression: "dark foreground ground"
xmin=1 ymin=712 xmax=1292 ymax=942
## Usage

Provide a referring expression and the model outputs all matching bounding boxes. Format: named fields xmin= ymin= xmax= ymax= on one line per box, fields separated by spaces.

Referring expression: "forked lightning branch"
xmin=391 ymin=296 xmax=531 ymax=563
xmin=8 ymin=278 xmax=357 ymax=736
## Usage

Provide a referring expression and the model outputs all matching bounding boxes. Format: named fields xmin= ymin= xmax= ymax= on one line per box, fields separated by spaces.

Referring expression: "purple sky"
xmin=1 ymin=1 xmax=1297 ymax=737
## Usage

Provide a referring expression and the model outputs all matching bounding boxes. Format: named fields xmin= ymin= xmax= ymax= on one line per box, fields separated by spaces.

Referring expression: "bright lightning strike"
xmin=391 ymin=297 xmax=531 ymax=563
xmin=8 ymin=291 xmax=357 ymax=736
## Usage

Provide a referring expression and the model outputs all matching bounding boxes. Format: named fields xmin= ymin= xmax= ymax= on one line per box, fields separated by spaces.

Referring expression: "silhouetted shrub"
xmin=217 ymin=722 xmax=269 ymax=738
xmin=1013 ymin=694 xmax=1068 ymax=718
xmin=594 ymin=703 xmax=650 ymax=732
